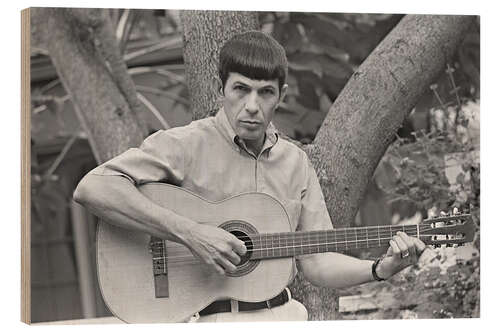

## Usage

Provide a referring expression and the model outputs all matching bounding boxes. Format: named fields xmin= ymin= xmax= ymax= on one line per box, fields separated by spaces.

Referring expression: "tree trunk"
xmin=31 ymin=8 xmax=147 ymax=164
xmin=180 ymin=10 xmax=259 ymax=120
xmin=291 ymin=14 xmax=474 ymax=321
xmin=36 ymin=8 xmax=473 ymax=321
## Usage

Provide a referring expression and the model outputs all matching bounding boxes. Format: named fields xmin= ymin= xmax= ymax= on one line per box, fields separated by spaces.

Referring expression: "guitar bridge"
xmin=149 ymin=236 xmax=169 ymax=298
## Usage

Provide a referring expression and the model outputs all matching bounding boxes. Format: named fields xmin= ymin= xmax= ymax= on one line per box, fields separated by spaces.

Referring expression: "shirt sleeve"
xmin=297 ymin=155 xmax=333 ymax=232
xmin=87 ymin=130 xmax=185 ymax=186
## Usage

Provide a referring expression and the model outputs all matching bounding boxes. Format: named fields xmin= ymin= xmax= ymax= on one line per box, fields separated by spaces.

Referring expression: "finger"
xmin=224 ymin=249 xmax=241 ymax=265
xmin=440 ymin=211 xmax=447 ymax=216
xmin=393 ymin=235 xmax=409 ymax=255
xmin=230 ymin=237 xmax=247 ymax=255
xmin=453 ymin=207 xmax=459 ymax=214
xmin=205 ymin=258 xmax=225 ymax=275
xmin=415 ymin=238 xmax=426 ymax=254
xmin=215 ymin=255 xmax=237 ymax=274
xmin=397 ymin=232 xmax=416 ymax=257
xmin=389 ymin=239 xmax=401 ymax=257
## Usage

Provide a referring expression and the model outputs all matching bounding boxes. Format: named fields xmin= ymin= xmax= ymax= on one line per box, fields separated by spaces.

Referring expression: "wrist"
xmin=372 ymin=257 xmax=389 ymax=281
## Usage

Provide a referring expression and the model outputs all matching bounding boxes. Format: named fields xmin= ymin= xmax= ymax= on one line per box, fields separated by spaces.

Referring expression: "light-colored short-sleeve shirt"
xmin=89 ymin=109 xmax=333 ymax=279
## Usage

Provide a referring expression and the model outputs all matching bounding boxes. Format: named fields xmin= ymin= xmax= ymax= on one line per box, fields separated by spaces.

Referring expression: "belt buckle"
xmin=265 ymin=299 xmax=272 ymax=309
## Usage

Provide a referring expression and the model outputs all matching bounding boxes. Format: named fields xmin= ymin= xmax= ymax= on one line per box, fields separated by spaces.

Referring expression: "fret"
xmin=162 ymin=240 xmax=167 ymax=274
xmin=366 ymin=227 xmax=369 ymax=249
xmin=378 ymin=226 xmax=381 ymax=247
xmin=344 ymin=230 xmax=348 ymax=251
xmin=278 ymin=233 xmax=282 ymax=258
xmin=265 ymin=233 xmax=269 ymax=258
xmin=285 ymin=232 xmax=293 ymax=256
xmin=325 ymin=231 xmax=329 ymax=252
xmin=354 ymin=228 xmax=358 ymax=249
xmin=273 ymin=234 xmax=277 ymax=258
xmin=306 ymin=232 xmax=310 ymax=255
xmin=317 ymin=231 xmax=320 ymax=254
xmin=334 ymin=230 xmax=337 ymax=252
xmin=299 ymin=231 xmax=304 ymax=254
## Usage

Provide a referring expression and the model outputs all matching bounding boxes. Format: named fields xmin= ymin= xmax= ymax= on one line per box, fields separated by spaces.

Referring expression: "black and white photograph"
xmin=19 ymin=3 xmax=481 ymax=326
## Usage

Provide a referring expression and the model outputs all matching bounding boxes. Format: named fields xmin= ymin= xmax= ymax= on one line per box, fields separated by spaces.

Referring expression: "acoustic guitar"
xmin=96 ymin=183 xmax=474 ymax=323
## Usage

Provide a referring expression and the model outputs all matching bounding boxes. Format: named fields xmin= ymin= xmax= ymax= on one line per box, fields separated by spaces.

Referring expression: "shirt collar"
xmin=214 ymin=107 xmax=278 ymax=154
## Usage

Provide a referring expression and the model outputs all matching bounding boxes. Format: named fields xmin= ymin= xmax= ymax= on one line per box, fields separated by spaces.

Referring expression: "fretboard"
xmin=249 ymin=224 xmax=420 ymax=260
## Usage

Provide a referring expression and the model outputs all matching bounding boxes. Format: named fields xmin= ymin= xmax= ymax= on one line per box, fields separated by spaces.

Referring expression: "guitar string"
xmin=151 ymin=232 xmax=445 ymax=265
xmin=152 ymin=228 xmax=443 ymax=259
xmin=148 ymin=219 xmax=464 ymax=251
xmin=153 ymin=218 xmax=469 ymax=260
xmin=151 ymin=225 xmax=436 ymax=256
xmin=149 ymin=225 xmax=430 ymax=248
xmin=149 ymin=216 xmax=466 ymax=255
xmin=148 ymin=215 xmax=467 ymax=250
xmin=159 ymin=234 xmax=445 ymax=267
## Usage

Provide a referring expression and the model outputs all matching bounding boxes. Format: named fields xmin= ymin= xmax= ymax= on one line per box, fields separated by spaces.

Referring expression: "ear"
xmin=278 ymin=84 xmax=288 ymax=105
xmin=214 ymin=76 xmax=224 ymax=98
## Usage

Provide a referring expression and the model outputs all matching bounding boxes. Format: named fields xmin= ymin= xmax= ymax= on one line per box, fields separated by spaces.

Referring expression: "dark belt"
xmin=199 ymin=289 xmax=289 ymax=316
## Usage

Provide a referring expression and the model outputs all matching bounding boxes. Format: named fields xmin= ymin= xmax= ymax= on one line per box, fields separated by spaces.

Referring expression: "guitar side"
xmin=97 ymin=183 xmax=294 ymax=323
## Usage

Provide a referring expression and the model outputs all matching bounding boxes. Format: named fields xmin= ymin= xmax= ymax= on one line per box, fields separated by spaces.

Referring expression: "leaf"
xmin=288 ymin=53 xmax=353 ymax=79
xmin=304 ymin=41 xmax=350 ymax=62
xmin=456 ymin=172 xmax=466 ymax=184
xmin=273 ymin=22 xmax=303 ymax=54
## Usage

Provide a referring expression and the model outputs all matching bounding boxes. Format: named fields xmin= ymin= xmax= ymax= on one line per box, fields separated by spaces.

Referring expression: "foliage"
xmin=260 ymin=12 xmax=402 ymax=142
xmin=339 ymin=255 xmax=479 ymax=319
xmin=376 ymin=65 xmax=480 ymax=220
xmin=365 ymin=64 xmax=480 ymax=319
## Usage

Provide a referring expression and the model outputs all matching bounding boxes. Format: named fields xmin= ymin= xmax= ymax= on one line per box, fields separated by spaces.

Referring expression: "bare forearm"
xmin=73 ymin=174 xmax=194 ymax=244
xmin=299 ymin=252 xmax=374 ymax=289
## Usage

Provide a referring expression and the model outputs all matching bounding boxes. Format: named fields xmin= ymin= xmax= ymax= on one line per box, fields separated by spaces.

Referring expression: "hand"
xmin=376 ymin=231 xmax=426 ymax=280
xmin=181 ymin=223 xmax=247 ymax=275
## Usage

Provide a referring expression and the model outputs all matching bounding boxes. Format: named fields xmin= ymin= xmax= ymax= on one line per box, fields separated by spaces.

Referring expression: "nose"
xmin=245 ymin=91 xmax=259 ymax=114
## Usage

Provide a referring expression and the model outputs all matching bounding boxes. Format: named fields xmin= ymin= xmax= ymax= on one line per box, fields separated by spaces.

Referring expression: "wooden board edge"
xmin=21 ymin=7 xmax=31 ymax=325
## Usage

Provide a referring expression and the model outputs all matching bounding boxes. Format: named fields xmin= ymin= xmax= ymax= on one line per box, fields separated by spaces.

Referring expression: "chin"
xmin=238 ymin=132 xmax=262 ymax=141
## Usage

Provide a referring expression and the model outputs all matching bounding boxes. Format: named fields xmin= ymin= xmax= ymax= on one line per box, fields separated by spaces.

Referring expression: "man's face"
xmin=221 ymin=72 xmax=286 ymax=152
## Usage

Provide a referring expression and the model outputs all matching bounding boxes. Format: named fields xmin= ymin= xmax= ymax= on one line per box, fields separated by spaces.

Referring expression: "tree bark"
xmin=291 ymin=14 xmax=475 ymax=320
xmin=36 ymin=8 xmax=474 ymax=321
xmin=31 ymin=8 xmax=147 ymax=164
xmin=180 ymin=10 xmax=259 ymax=120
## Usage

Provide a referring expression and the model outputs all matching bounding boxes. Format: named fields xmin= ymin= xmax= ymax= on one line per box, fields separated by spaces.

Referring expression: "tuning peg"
xmin=446 ymin=244 xmax=454 ymax=248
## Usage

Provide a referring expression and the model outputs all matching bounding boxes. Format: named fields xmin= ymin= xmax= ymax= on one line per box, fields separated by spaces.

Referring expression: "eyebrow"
xmin=233 ymin=81 xmax=276 ymax=90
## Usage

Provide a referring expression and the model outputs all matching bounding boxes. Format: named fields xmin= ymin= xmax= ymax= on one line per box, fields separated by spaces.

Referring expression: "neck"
xmin=242 ymin=135 xmax=265 ymax=156
xmin=248 ymin=224 xmax=421 ymax=260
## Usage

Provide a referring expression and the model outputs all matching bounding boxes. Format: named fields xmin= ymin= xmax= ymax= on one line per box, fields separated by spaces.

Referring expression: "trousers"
xmin=188 ymin=299 xmax=308 ymax=323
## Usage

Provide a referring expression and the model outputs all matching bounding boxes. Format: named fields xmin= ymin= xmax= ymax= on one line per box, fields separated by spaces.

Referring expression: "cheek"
xmin=223 ymin=96 xmax=244 ymax=119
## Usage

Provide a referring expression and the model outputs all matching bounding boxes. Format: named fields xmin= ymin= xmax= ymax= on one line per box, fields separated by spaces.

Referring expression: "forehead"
xmin=226 ymin=72 xmax=279 ymax=89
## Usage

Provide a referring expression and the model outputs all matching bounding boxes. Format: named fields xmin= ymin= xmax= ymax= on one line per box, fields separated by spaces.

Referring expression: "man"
xmin=73 ymin=31 xmax=427 ymax=322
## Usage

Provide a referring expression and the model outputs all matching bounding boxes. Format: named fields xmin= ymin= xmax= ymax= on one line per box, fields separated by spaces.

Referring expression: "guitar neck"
xmin=250 ymin=224 xmax=421 ymax=260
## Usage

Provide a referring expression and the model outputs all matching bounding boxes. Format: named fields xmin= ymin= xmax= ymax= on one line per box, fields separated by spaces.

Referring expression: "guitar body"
xmin=97 ymin=183 xmax=294 ymax=323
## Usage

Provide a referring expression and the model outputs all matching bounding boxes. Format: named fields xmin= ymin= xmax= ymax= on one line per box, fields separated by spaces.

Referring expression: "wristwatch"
xmin=372 ymin=257 xmax=386 ymax=281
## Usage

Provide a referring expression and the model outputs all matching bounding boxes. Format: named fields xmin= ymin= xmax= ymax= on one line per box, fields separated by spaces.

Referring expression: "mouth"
xmin=239 ymin=120 xmax=262 ymax=126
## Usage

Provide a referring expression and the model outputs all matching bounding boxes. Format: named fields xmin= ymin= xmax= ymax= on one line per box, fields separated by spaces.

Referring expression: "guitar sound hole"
xmin=229 ymin=230 xmax=253 ymax=266
xmin=220 ymin=220 xmax=260 ymax=277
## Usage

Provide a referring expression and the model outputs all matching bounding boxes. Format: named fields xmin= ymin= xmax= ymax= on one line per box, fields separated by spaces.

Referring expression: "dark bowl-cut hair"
xmin=218 ymin=31 xmax=288 ymax=93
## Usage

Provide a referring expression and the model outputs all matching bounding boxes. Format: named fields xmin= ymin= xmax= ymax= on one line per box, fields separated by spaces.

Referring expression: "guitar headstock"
xmin=419 ymin=212 xmax=475 ymax=248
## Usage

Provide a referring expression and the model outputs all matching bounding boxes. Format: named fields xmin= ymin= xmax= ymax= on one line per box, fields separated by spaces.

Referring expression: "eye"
xmin=260 ymin=88 xmax=276 ymax=96
xmin=234 ymin=85 xmax=249 ymax=92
